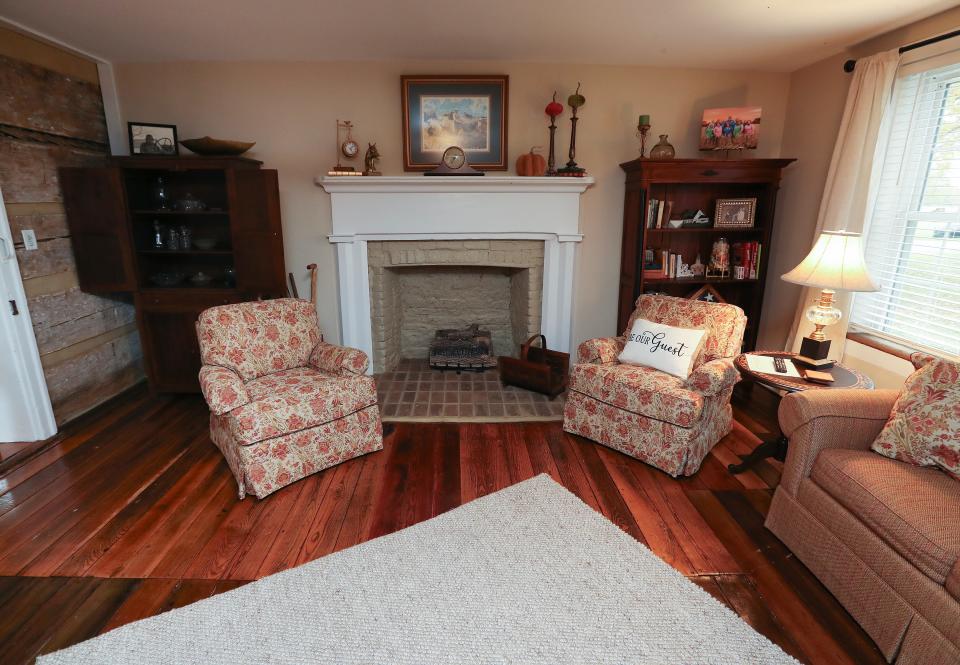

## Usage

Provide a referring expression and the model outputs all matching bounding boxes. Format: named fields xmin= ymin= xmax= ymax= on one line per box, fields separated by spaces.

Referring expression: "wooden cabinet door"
xmin=60 ymin=167 xmax=136 ymax=292
xmin=137 ymin=292 xmax=244 ymax=392
xmin=227 ymin=169 xmax=286 ymax=296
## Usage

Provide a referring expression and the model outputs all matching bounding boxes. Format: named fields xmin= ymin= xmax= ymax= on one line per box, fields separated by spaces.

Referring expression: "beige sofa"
xmin=765 ymin=388 xmax=959 ymax=664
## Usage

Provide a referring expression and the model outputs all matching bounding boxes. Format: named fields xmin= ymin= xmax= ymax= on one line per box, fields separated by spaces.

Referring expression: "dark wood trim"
xmin=846 ymin=331 xmax=914 ymax=362
xmin=109 ymin=155 xmax=263 ymax=169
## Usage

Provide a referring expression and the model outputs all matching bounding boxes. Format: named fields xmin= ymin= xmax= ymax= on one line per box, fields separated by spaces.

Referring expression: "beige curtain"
xmin=786 ymin=49 xmax=900 ymax=358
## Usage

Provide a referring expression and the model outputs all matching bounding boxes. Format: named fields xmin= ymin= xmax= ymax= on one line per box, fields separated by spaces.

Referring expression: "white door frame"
xmin=0 ymin=187 xmax=57 ymax=441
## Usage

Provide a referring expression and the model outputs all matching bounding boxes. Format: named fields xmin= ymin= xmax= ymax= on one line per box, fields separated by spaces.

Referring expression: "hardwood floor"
xmin=0 ymin=383 xmax=885 ymax=664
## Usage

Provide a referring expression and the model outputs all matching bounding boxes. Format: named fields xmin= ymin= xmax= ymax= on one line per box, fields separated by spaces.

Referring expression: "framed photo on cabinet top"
xmin=128 ymin=122 xmax=179 ymax=156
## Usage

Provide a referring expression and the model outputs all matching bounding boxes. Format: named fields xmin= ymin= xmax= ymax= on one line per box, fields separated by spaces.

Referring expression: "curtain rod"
xmin=843 ymin=27 xmax=960 ymax=73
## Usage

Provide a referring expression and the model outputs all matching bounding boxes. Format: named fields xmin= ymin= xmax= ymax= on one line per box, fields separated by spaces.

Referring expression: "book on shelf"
xmin=645 ymin=199 xmax=675 ymax=229
xmin=660 ymin=201 xmax=673 ymax=229
xmin=731 ymin=241 xmax=762 ymax=279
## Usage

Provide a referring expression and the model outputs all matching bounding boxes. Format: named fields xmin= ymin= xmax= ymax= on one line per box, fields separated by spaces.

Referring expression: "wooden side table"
xmin=727 ymin=351 xmax=874 ymax=474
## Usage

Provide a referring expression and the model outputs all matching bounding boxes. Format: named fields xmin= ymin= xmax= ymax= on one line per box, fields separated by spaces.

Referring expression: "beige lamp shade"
xmin=782 ymin=230 xmax=879 ymax=292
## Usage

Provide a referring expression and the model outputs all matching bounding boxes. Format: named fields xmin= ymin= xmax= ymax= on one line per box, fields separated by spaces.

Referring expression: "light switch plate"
xmin=21 ymin=229 xmax=38 ymax=251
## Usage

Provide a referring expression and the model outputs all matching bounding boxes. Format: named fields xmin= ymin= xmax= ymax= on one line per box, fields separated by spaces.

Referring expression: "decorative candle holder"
xmin=544 ymin=92 xmax=564 ymax=176
xmin=636 ymin=122 xmax=652 ymax=158
xmin=558 ymin=83 xmax=586 ymax=176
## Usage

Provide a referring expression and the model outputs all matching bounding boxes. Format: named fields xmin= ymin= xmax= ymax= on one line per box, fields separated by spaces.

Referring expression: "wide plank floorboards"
xmin=0 ymin=384 xmax=884 ymax=664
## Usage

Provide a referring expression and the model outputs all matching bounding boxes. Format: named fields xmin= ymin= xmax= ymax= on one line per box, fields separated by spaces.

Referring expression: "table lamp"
xmin=781 ymin=230 xmax=878 ymax=367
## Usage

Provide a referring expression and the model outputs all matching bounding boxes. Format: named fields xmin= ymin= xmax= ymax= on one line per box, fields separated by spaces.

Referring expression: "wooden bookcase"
xmin=617 ymin=158 xmax=795 ymax=351
xmin=60 ymin=156 xmax=287 ymax=392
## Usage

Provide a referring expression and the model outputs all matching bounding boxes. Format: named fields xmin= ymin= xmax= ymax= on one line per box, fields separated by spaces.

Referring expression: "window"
xmin=850 ymin=57 xmax=960 ymax=358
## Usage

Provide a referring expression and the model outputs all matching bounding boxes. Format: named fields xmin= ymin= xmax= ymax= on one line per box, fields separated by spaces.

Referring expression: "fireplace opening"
xmin=367 ymin=240 xmax=544 ymax=374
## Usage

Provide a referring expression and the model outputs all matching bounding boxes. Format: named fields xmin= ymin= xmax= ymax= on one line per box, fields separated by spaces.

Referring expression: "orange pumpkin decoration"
xmin=516 ymin=147 xmax=547 ymax=176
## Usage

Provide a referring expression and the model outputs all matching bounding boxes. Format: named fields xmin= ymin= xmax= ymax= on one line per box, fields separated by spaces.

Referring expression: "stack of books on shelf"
xmin=732 ymin=241 xmax=762 ymax=279
xmin=645 ymin=199 xmax=674 ymax=229
xmin=642 ymin=250 xmax=688 ymax=280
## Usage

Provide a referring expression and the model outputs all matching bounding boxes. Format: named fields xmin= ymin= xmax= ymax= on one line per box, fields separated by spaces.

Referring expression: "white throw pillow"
xmin=618 ymin=318 xmax=707 ymax=379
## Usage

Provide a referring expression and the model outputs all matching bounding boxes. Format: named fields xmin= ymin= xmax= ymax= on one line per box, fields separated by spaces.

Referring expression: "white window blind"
xmin=850 ymin=58 xmax=960 ymax=358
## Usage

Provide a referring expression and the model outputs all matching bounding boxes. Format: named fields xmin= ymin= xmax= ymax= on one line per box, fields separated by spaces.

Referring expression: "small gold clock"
xmin=425 ymin=146 xmax=484 ymax=176
xmin=442 ymin=146 xmax=465 ymax=168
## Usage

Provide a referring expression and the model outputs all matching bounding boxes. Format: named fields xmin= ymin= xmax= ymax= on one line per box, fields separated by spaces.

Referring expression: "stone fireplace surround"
xmin=318 ymin=176 xmax=594 ymax=374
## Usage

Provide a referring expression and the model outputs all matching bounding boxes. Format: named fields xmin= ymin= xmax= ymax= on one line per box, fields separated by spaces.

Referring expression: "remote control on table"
xmin=773 ymin=357 xmax=788 ymax=373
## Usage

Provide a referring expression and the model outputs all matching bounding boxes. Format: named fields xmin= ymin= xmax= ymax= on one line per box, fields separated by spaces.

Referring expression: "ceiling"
xmin=1 ymin=0 xmax=955 ymax=72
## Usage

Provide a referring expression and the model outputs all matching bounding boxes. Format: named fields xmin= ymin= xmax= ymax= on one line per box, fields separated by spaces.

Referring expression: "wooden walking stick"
xmin=306 ymin=263 xmax=318 ymax=306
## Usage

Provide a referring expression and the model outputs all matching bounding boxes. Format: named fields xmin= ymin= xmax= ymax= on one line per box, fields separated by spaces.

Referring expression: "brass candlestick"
xmin=637 ymin=123 xmax=651 ymax=158
xmin=544 ymin=91 xmax=563 ymax=176
xmin=546 ymin=116 xmax=559 ymax=175
xmin=557 ymin=83 xmax=586 ymax=176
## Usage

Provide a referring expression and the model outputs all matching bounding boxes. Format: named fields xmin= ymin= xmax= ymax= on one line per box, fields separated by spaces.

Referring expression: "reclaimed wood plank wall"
xmin=0 ymin=26 xmax=143 ymax=425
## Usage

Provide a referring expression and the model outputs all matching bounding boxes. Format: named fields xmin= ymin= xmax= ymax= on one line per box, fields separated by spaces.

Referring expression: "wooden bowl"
xmin=180 ymin=136 xmax=255 ymax=156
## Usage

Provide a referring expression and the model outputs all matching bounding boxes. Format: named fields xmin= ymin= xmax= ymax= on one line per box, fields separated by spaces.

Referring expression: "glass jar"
xmin=709 ymin=237 xmax=730 ymax=277
xmin=650 ymin=134 xmax=676 ymax=159
xmin=178 ymin=225 xmax=192 ymax=250
xmin=165 ymin=226 xmax=180 ymax=251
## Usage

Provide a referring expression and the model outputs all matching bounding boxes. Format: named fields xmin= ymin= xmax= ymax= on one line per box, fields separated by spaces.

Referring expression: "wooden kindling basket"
xmin=497 ymin=334 xmax=570 ymax=399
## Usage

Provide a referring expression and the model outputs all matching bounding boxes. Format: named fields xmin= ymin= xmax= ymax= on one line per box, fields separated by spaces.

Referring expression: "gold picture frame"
xmin=714 ymin=198 xmax=757 ymax=228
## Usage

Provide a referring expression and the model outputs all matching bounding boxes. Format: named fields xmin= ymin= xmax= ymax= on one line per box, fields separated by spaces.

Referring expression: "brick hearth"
xmin=375 ymin=359 xmax=565 ymax=422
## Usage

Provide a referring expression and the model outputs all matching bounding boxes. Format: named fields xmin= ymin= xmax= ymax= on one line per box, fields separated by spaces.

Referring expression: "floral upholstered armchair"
xmin=196 ymin=299 xmax=383 ymax=499
xmin=563 ymin=294 xmax=747 ymax=476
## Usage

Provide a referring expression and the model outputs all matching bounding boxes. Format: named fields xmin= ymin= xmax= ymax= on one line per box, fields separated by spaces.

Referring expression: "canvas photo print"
xmin=699 ymin=107 xmax=761 ymax=151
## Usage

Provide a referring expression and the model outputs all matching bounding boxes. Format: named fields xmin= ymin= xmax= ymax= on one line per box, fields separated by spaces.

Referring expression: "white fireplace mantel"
xmin=317 ymin=175 xmax=594 ymax=371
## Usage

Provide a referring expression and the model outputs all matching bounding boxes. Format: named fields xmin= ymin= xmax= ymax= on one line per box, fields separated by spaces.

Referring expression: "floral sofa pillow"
xmin=871 ymin=354 xmax=960 ymax=479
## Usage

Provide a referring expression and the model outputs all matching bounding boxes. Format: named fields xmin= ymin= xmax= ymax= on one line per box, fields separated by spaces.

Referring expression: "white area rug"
xmin=40 ymin=474 xmax=796 ymax=664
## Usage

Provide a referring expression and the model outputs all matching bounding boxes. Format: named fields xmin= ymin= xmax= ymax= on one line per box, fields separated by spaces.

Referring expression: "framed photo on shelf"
xmin=715 ymin=197 xmax=757 ymax=228
xmin=127 ymin=122 xmax=179 ymax=156
xmin=401 ymin=75 xmax=508 ymax=171
xmin=687 ymin=284 xmax=726 ymax=304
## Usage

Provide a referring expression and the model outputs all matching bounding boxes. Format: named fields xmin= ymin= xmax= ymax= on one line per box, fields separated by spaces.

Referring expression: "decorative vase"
xmin=650 ymin=134 xmax=675 ymax=159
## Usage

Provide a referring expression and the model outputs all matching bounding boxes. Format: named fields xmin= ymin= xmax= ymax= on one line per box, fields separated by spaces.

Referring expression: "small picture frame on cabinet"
xmin=128 ymin=122 xmax=179 ymax=156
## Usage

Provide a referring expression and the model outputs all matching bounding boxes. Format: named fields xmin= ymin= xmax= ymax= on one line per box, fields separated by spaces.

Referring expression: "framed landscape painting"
xmin=401 ymin=75 xmax=508 ymax=171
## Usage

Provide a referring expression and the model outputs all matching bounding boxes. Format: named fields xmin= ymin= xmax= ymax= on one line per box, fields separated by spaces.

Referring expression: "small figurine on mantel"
xmin=363 ymin=143 xmax=381 ymax=176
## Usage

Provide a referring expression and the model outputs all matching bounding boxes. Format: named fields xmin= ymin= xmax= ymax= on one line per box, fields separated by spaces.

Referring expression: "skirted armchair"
xmin=196 ymin=298 xmax=383 ymax=499
xmin=563 ymin=294 xmax=747 ymax=476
